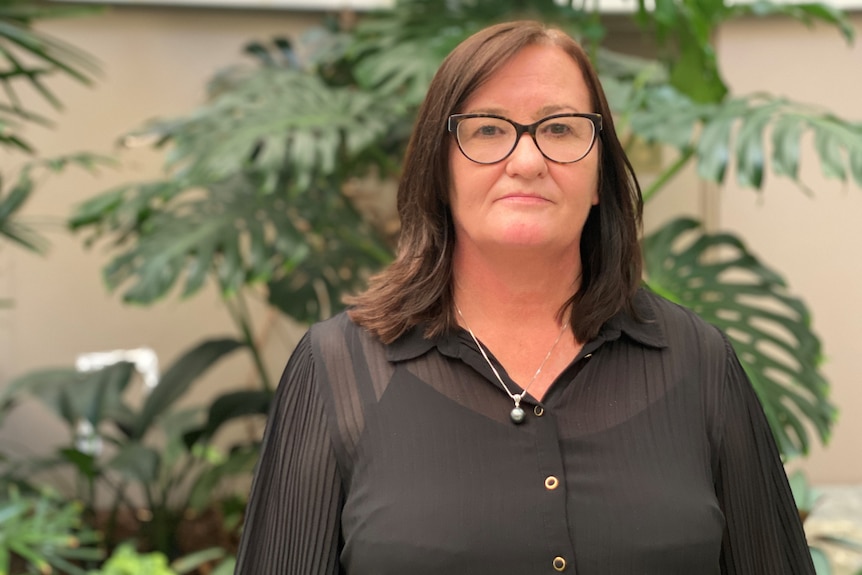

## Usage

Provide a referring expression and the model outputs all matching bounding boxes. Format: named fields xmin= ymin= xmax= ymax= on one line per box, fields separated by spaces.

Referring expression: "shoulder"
xmin=306 ymin=310 xmax=394 ymax=404
xmin=305 ymin=311 xmax=393 ymax=468
xmin=276 ymin=312 xmax=369 ymax=394
xmin=637 ymin=288 xmax=729 ymax=353
xmin=635 ymin=290 xmax=741 ymax=455
xmin=632 ymin=288 xmax=735 ymax=382
xmin=308 ymin=310 xmax=386 ymax=362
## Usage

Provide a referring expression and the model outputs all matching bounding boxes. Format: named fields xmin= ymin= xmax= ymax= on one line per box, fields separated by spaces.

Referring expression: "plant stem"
xmin=163 ymin=453 xmax=199 ymax=510
xmin=222 ymin=286 xmax=274 ymax=394
xmin=104 ymin=480 xmax=130 ymax=549
xmin=642 ymin=147 xmax=695 ymax=204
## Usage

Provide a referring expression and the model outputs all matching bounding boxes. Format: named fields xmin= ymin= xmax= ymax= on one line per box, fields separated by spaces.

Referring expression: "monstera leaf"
xmin=630 ymin=87 xmax=862 ymax=198
xmin=643 ymin=217 xmax=834 ymax=458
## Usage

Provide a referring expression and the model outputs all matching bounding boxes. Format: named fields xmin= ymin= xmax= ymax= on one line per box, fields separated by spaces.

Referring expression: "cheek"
xmin=449 ymin=153 xmax=495 ymax=210
xmin=560 ymin=159 xmax=600 ymax=207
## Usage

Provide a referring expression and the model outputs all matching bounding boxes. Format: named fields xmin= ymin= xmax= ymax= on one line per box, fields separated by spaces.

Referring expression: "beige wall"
xmin=717 ymin=14 xmax=862 ymax=483
xmin=0 ymin=6 xmax=859 ymax=484
xmin=0 ymin=6 xmax=319 ymax=478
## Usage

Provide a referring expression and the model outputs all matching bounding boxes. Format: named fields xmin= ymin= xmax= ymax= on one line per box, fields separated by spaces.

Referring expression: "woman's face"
xmin=448 ymin=43 xmax=600 ymax=256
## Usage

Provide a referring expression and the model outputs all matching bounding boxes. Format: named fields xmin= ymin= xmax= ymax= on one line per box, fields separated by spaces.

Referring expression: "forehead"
xmin=460 ymin=43 xmax=592 ymax=117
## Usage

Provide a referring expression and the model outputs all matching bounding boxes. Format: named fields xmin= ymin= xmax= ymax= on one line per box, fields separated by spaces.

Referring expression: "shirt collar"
xmin=384 ymin=288 xmax=667 ymax=363
xmin=598 ymin=288 xmax=667 ymax=349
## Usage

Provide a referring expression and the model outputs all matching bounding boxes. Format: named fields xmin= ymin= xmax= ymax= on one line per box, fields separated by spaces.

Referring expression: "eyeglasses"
xmin=447 ymin=113 xmax=602 ymax=165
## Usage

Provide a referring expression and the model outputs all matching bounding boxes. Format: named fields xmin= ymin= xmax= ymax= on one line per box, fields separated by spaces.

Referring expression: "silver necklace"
xmin=455 ymin=305 xmax=569 ymax=424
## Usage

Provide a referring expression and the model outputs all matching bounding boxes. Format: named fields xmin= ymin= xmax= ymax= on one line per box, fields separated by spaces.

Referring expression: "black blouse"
xmin=234 ymin=289 xmax=814 ymax=575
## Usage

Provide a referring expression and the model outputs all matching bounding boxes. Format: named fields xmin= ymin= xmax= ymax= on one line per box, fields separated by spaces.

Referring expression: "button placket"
xmin=531 ymin=409 xmax=576 ymax=575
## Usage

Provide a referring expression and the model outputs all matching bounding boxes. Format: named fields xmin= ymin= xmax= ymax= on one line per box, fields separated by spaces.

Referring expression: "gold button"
xmin=584 ymin=353 xmax=592 ymax=359
xmin=553 ymin=556 xmax=567 ymax=571
xmin=544 ymin=476 xmax=559 ymax=490
xmin=533 ymin=405 xmax=544 ymax=417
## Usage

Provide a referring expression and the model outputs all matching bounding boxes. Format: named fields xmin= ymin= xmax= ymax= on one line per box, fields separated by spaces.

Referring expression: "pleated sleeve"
xmin=715 ymin=336 xmax=814 ymax=575
xmin=234 ymin=332 xmax=343 ymax=575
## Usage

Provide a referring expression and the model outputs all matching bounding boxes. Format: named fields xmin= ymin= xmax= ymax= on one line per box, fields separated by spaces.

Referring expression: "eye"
xmin=473 ymin=123 xmax=507 ymax=138
xmin=457 ymin=117 xmax=512 ymax=142
xmin=540 ymin=122 xmax=575 ymax=138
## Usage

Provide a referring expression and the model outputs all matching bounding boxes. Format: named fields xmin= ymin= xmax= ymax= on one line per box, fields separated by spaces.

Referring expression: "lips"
xmin=497 ymin=192 xmax=552 ymax=202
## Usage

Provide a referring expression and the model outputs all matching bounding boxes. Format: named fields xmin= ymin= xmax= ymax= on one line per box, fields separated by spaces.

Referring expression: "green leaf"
xmin=695 ymin=109 xmax=733 ymax=183
xmin=813 ymin=122 xmax=847 ymax=182
xmin=0 ymin=167 xmax=45 ymax=253
xmin=184 ymin=390 xmax=271 ymax=447
xmin=0 ymin=487 xmax=102 ymax=575
xmin=208 ymin=557 xmax=237 ymax=575
xmin=643 ymin=218 xmax=835 ymax=458
xmin=771 ymin=115 xmax=805 ymax=181
xmin=0 ymin=4 xmax=100 ymax=152
xmin=668 ymin=39 xmax=727 ymax=104
xmin=738 ymin=1 xmax=854 ymax=43
xmin=734 ymin=103 xmax=775 ymax=189
xmin=181 ymin=235 xmax=217 ymax=297
xmin=0 ymin=153 xmax=113 ymax=253
xmin=2 ymin=363 xmax=134 ymax=429
xmin=815 ymin=535 xmax=862 ymax=553
xmin=787 ymin=469 xmax=819 ymax=513
xmin=630 ymin=86 xmax=701 ymax=150
xmin=187 ymin=445 xmax=259 ymax=511
xmin=851 ymin=147 xmax=862 ymax=188
xmin=171 ymin=547 xmax=226 ymax=574
xmin=130 ymin=338 xmax=244 ymax=440
xmin=634 ymin=92 xmax=862 ymax=191
xmin=97 ymin=542 xmax=175 ymax=575
xmin=57 ymin=448 xmax=98 ymax=480
xmin=809 ymin=546 xmax=831 ymax=575
xmin=216 ymin=229 xmax=244 ymax=296
xmin=106 ymin=442 xmax=160 ymax=484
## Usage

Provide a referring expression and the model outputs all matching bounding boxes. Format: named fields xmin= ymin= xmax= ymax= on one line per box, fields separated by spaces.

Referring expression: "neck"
xmin=452 ymin=241 xmax=581 ymax=330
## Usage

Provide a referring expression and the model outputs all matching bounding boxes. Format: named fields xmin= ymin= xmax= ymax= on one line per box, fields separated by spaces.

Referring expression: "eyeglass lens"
xmin=455 ymin=116 xmax=596 ymax=164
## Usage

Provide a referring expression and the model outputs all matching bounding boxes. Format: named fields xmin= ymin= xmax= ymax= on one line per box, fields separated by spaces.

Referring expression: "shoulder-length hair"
xmin=347 ymin=20 xmax=643 ymax=344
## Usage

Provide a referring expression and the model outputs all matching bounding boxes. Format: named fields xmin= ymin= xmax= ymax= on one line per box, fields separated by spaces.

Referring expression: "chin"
xmin=494 ymin=232 xmax=558 ymax=249
xmin=493 ymin=222 xmax=552 ymax=244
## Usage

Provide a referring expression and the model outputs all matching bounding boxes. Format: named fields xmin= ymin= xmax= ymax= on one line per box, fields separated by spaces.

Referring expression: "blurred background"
xmin=0 ymin=0 xmax=860 ymax=572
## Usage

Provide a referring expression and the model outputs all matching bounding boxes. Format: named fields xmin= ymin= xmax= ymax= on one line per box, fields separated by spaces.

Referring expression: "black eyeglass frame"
xmin=447 ymin=112 xmax=603 ymax=165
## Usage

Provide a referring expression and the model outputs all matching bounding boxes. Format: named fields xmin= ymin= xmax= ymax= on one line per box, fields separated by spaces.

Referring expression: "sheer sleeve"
xmin=715 ymin=336 xmax=814 ymax=575
xmin=234 ymin=332 xmax=343 ymax=575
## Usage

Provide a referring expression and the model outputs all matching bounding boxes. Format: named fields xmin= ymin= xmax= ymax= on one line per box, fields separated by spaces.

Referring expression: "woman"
xmin=235 ymin=21 xmax=813 ymax=575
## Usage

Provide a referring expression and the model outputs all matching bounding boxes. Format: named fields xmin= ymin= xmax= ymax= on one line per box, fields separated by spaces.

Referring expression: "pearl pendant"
xmin=510 ymin=406 xmax=526 ymax=424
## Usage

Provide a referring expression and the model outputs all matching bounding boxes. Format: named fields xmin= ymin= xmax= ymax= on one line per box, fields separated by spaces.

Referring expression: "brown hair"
xmin=347 ymin=20 xmax=643 ymax=344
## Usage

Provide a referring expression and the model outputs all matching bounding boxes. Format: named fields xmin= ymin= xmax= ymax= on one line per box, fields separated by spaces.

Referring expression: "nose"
xmin=504 ymin=133 xmax=548 ymax=179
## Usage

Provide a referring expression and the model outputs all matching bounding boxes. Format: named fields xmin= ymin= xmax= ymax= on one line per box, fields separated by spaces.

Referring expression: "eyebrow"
xmin=466 ymin=104 xmax=582 ymax=118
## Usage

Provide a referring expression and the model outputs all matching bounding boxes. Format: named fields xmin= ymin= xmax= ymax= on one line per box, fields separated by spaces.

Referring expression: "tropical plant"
xmin=88 ymin=542 xmax=231 ymax=575
xmin=0 ymin=0 xmax=100 ymax=154
xmin=0 ymin=0 xmax=107 ymax=299
xmin=0 ymin=485 xmax=102 ymax=575
xmin=0 ymin=338 xmax=253 ymax=558
xmin=789 ymin=469 xmax=862 ymax=575
xmin=68 ymin=0 xmax=860 ymax=461
xmin=0 ymin=155 xmax=109 ymax=263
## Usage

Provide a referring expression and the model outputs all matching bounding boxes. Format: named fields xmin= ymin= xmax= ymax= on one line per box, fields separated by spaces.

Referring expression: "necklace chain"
xmin=455 ymin=305 xmax=569 ymax=422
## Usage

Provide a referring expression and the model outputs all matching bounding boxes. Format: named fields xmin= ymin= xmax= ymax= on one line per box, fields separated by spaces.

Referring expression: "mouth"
xmin=497 ymin=193 xmax=551 ymax=203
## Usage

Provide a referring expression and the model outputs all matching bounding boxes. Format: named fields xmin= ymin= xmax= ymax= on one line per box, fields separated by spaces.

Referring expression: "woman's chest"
xmin=338 ymin=368 xmax=724 ymax=575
